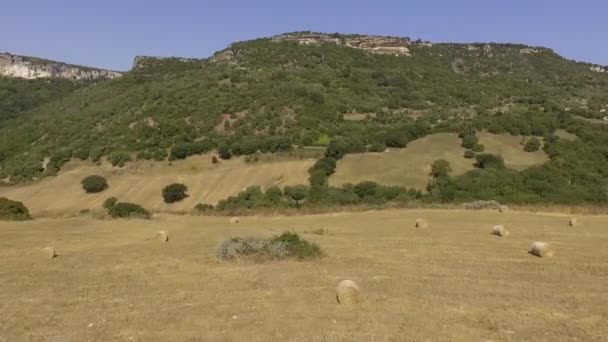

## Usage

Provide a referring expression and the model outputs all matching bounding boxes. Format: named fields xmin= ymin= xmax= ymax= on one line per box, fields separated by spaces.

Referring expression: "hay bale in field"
xmin=156 ymin=230 xmax=169 ymax=242
xmin=568 ymin=217 xmax=578 ymax=227
xmin=529 ymin=241 xmax=555 ymax=258
xmin=336 ymin=280 xmax=360 ymax=304
xmin=230 ymin=217 xmax=240 ymax=224
xmin=42 ymin=246 xmax=56 ymax=259
xmin=415 ymin=218 xmax=428 ymax=228
xmin=491 ymin=225 xmax=509 ymax=237
xmin=498 ymin=205 xmax=509 ymax=213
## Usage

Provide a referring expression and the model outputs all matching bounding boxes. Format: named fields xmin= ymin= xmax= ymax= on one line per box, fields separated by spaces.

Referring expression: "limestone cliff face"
xmin=271 ymin=32 xmax=432 ymax=57
xmin=0 ymin=52 xmax=122 ymax=80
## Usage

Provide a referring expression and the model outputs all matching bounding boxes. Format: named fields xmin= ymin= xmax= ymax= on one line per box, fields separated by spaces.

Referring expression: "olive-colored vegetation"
xmin=1 ymin=32 xmax=608 ymax=206
xmin=0 ymin=197 xmax=31 ymax=221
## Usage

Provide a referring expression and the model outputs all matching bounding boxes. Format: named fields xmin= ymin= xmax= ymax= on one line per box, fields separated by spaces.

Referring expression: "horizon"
xmin=1 ymin=0 xmax=608 ymax=71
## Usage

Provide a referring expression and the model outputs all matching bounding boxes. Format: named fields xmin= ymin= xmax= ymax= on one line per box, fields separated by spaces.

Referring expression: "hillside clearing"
xmin=330 ymin=132 xmax=548 ymax=189
xmin=1 ymin=209 xmax=607 ymax=340
xmin=0 ymin=155 xmax=314 ymax=216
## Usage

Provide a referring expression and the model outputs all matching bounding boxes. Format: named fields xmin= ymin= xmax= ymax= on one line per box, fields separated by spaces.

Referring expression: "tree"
xmin=354 ymin=181 xmax=379 ymax=199
xmin=524 ymin=137 xmax=542 ymax=152
xmin=218 ymin=143 xmax=232 ymax=160
xmin=472 ymin=143 xmax=485 ymax=152
xmin=109 ymin=202 xmax=151 ymax=219
xmin=474 ymin=154 xmax=505 ymax=169
xmin=284 ymin=185 xmax=308 ymax=206
xmin=103 ymin=197 xmax=118 ymax=210
xmin=0 ymin=197 xmax=31 ymax=221
xmin=162 ymin=183 xmax=189 ymax=203
xmin=461 ymin=135 xmax=479 ymax=149
xmin=430 ymin=159 xmax=452 ymax=178
xmin=325 ymin=138 xmax=348 ymax=160
xmin=464 ymin=150 xmax=476 ymax=159
xmin=81 ymin=175 xmax=108 ymax=193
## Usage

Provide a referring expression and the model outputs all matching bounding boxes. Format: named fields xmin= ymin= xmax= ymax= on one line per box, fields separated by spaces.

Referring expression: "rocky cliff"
xmin=271 ymin=32 xmax=432 ymax=56
xmin=0 ymin=52 xmax=122 ymax=80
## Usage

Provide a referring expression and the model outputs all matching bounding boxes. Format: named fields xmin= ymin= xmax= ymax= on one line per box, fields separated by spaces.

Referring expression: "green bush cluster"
xmin=81 ymin=175 xmax=108 ymax=193
xmin=0 ymin=197 xmax=31 ymax=221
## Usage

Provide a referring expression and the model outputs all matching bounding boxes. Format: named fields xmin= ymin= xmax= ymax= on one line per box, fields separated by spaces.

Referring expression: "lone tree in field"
xmin=430 ymin=159 xmax=452 ymax=178
xmin=524 ymin=137 xmax=542 ymax=152
xmin=461 ymin=134 xmax=479 ymax=149
xmin=81 ymin=175 xmax=108 ymax=193
xmin=162 ymin=183 xmax=189 ymax=203
xmin=0 ymin=197 xmax=31 ymax=221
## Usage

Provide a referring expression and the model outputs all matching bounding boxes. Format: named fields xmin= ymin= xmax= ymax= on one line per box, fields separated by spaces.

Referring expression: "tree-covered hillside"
xmin=0 ymin=33 xmax=607 ymax=204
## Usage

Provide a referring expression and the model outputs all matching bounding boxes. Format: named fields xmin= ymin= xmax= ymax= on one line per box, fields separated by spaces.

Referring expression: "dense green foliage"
xmin=524 ymin=137 xmax=542 ymax=152
xmin=0 ymin=197 xmax=31 ymax=221
xmin=81 ymin=175 xmax=108 ymax=193
xmin=0 ymin=77 xmax=82 ymax=121
xmin=162 ymin=183 xmax=188 ymax=203
xmin=2 ymin=32 xmax=608 ymax=206
xmin=108 ymin=202 xmax=151 ymax=219
xmin=103 ymin=197 xmax=118 ymax=210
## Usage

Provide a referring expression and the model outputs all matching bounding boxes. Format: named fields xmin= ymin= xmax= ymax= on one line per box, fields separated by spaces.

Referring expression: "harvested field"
xmin=0 ymin=154 xmax=314 ymax=216
xmin=1 ymin=209 xmax=607 ymax=341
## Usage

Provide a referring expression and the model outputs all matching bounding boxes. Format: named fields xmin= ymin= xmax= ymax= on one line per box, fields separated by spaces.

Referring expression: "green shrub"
xmin=81 ymin=175 xmax=108 ymax=193
xmin=524 ymin=137 xmax=542 ymax=152
xmin=474 ymin=153 xmax=505 ymax=169
xmin=194 ymin=203 xmax=214 ymax=212
xmin=472 ymin=143 xmax=485 ymax=152
xmin=464 ymin=150 xmax=476 ymax=159
xmin=162 ymin=183 xmax=189 ymax=203
xmin=430 ymin=159 xmax=452 ymax=178
xmin=108 ymin=202 xmax=151 ymax=219
xmin=108 ymin=151 xmax=131 ymax=167
xmin=103 ymin=197 xmax=118 ymax=210
xmin=0 ymin=197 xmax=31 ymax=221
xmin=461 ymin=134 xmax=479 ymax=149
xmin=216 ymin=232 xmax=321 ymax=261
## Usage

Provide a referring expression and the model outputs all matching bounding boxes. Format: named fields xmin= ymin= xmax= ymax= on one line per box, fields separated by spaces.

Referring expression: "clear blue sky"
xmin=1 ymin=0 xmax=606 ymax=71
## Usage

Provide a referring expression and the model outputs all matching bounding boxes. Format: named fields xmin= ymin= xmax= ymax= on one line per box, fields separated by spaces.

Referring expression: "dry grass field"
xmin=1 ymin=209 xmax=607 ymax=341
xmin=0 ymin=154 xmax=314 ymax=217
xmin=331 ymin=133 xmax=548 ymax=189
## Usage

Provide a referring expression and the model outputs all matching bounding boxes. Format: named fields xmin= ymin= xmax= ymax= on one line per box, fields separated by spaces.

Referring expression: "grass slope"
xmin=1 ymin=209 xmax=607 ymax=340
xmin=330 ymin=133 xmax=548 ymax=189
xmin=0 ymin=155 xmax=314 ymax=216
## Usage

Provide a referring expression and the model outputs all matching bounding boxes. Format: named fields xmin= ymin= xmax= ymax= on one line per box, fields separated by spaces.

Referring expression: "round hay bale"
xmin=336 ymin=280 xmax=360 ymax=305
xmin=568 ymin=217 xmax=578 ymax=227
xmin=156 ymin=230 xmax=169 ymax=242
xmin=491 ymin=225 xmax=509 ymax=237
xmin=415 ymin=218 xmax=428 ymax=228
xmin=529 ymin=241 xmax=555 ymax=258
xmin=42 ymin=246 xmax=56 ymax=259
xmin=230 ymin=217 xmax=240 ymax=224
xmin=498 ymin=205 xmax=509 ymax=213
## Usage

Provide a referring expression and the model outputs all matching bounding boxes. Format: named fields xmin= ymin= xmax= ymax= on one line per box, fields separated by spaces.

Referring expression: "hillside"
xmin=1 ymin=32 xmax=608 ymax=205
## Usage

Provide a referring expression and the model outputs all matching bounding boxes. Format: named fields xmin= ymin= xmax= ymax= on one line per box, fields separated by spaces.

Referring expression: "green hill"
xmin=1 ymin=32 xmax=607 ymax=205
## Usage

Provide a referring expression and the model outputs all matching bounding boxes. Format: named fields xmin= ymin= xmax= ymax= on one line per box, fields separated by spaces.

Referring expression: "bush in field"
xmin=0 ymin=197 xmax=31 ymax=221
xmin=162 ymin=183 xmax=189 ymax=203
xmin=464 ymin=150 xmax=476 ymax=159
xmin=81 ymin=175 xmax=108 ymax=193
xmin=474 ymin=153 xmax=505 ymax=169
xmin=108 ymin=202 xmax=151 ymax=219
xmin=194 ymin=203 xmax=214 ymax=212
xmin=461 ymin=134 xmax=479 ymax=149
xmin=108 ymin=151 xmax=131 ymax=167
xmin=472 ymin=143 xmax=485 ymax=152
xmin=284 ymin=185 xmax=308 ymax=206
xmin=430 ymin=159 xmax=452 ymax=178
xmin=216 ymin=232 xmax=321 ymax=261
xmin=103 ymin=197 xmax=118 ymax=210
xmin=524 ymin=137 xmax=542 ymax=152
